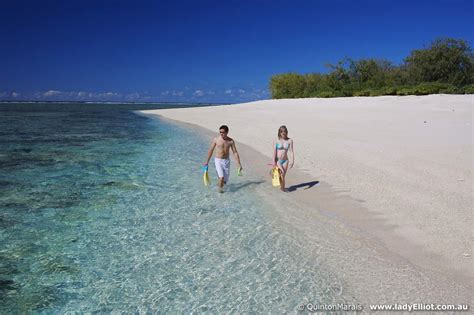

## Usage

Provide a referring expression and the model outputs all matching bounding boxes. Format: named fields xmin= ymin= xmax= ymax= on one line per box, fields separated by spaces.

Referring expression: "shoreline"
xmin=138 ymin=95 xmax=472 ymax=302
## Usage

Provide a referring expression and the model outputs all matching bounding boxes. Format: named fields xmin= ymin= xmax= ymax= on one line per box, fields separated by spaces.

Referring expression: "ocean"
xmin=0 ymin=103 xmax=352 ymax=312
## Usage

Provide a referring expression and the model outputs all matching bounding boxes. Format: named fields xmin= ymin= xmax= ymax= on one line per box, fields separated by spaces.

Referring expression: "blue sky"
xmin=1 ymin=0 xmax=473 ymax=103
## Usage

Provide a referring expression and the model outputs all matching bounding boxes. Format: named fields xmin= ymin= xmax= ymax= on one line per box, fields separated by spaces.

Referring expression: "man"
xmin=204 ymin=125 xmax=243 ymax=192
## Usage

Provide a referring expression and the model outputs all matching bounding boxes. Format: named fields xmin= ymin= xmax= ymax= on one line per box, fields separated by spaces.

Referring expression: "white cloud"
xmin=94 ymin=92 xmax=120 ymax=98
xmin=1 ymin=86 xmax=269 ymax=103
xmin=43 ymin=90 xmax=61 ymax=97
xmin=38 ymin=90 xmax=125 ymax=100
xmin=126 ymin=92 xmax=140 ymax=100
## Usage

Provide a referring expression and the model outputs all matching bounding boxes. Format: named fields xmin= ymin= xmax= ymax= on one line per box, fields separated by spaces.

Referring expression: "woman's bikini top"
xmin=275 ymin=141 xmax=289 ymax=151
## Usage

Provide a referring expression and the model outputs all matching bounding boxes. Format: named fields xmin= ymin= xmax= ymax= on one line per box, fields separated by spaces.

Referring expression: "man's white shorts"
xmin=215 ymin=158 xmax=230 ymax=183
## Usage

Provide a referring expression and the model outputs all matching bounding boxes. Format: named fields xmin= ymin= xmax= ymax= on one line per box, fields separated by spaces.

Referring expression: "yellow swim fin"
xmin=203 ymin=165 xmax=210 ymax=186
xmin=271 ymin=167 xmax=280 ymax=187
xmin=202 ymin=164 xmax=211 ymax=186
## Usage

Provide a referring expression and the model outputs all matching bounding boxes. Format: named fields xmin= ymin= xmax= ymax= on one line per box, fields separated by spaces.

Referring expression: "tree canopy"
xmin=269 ymin=38 xmax=474 ymax=99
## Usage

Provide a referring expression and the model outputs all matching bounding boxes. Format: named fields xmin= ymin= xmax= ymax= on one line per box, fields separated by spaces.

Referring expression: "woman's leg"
xmin=277 ymin=161 xmax=289 ymax=191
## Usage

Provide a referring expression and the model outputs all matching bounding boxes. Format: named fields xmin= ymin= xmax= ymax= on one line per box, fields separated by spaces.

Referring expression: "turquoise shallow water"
xmin=0 ymin=105 xmax=352 ymax=312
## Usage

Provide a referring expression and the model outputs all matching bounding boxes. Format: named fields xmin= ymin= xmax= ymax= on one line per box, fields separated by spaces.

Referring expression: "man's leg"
xmin=217 ymin=177 xmax=225 ymax=193
xmin=223 ymin=159 xmax=230 ymax=186
xmin=215 ymin=158 xmax=225 ymax=192
xmin=218 ymin=177 xmax=225 ymax=187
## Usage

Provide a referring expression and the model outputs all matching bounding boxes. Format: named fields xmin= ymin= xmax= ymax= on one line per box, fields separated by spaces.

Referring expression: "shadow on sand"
xmin=227 ymin=180 xmax=265 ymax=192
xmin=287 ymin=181 xmax=319 ymax=192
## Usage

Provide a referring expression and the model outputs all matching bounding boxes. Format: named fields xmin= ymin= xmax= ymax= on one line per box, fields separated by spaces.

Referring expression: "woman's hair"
xmin=278 ymin=125 xmax=288 ymax=139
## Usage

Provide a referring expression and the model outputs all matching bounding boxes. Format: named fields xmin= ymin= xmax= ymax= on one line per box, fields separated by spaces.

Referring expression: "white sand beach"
xmin=142 ymin=94 xmax=473 ymax=296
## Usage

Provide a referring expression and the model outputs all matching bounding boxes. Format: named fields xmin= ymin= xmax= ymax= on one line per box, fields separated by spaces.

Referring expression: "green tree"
xmin=404 ymin=38 xmax=474 ymax=86
xmin=269 ymin=73 xmax=306 ymax=99
xmin=325 ymin=59 xmax=352 ymax=94
xmin=346 ymin=58 xmax=395 ymax=90
xmin=302 ymin=73 xmax=330 ymax=97
xmin=269 ymin=38 xmax=473 ymax=99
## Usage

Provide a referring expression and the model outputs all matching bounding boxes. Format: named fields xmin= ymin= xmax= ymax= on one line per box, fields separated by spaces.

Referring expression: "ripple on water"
xmin=0 ymin=109 xmax=356 ymax=312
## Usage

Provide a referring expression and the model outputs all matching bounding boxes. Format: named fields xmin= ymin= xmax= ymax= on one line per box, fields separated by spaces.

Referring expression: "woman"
xmin=272 ymin=125 xmax=294 ymax=191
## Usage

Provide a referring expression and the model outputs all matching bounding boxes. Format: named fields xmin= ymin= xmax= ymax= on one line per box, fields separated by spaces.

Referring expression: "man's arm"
xmin=204 ymin=138 xmax=216 ymax=165
xmin=230 ymin=141 xmax=242 ymax=169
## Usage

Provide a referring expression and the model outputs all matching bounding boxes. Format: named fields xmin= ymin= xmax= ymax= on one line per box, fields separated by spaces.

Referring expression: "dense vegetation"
xmin=269 ymin=38 xmax=474 ymax=98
